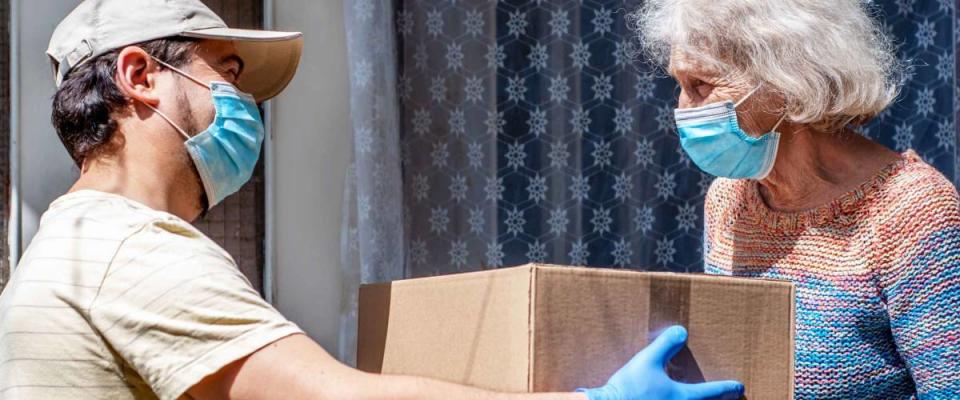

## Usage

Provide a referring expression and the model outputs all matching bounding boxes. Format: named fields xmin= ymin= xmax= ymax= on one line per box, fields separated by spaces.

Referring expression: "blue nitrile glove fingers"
xmin=577 ymin=326 xmax=745 ymax=400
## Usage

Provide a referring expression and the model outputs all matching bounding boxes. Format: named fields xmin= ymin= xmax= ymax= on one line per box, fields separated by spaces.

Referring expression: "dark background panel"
xmin=0 ymin=0 xmax=9 ymax=289
xmin=194 ymin=0 xmax=266 ymax=293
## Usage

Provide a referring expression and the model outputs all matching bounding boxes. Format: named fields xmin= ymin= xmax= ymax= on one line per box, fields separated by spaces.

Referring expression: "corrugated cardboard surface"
xmin=358 ymin=264 xmax=795 ymax=399
xmin=357 ymin=267 xmax=535 ymax=392
xmin=530 ymin=265 xmax=794 ymax=398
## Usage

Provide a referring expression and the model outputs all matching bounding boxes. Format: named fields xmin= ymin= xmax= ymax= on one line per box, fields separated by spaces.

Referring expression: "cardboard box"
xmin=358 ymin=264 xmax=795 ymax=399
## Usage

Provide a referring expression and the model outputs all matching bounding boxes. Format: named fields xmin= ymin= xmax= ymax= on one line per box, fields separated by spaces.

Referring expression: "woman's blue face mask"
xmin=144 ymin=56 xmax=265 ymax=209
xmin=673 ymin=85 xmax=786 ymax=180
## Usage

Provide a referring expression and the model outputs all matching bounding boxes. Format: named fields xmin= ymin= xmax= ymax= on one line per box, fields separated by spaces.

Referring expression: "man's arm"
xmin=187 ymin=333 xmax=585 ymax=400
xmin=189 ymin=326 xmax=743 ymax=400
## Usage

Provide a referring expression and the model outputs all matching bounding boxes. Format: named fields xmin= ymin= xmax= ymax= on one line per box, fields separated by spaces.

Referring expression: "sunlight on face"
xmin=667 ymin=50 xmax=784 ymax=137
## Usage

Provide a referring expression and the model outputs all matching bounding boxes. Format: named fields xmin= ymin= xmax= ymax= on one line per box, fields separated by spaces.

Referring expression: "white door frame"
xmin=262 ymin=0 xmax=276 ymax=304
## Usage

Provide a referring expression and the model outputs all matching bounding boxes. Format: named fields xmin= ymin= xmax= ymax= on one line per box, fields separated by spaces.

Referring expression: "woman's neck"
xmin=757 ymin=124 xmax=900 ymax=212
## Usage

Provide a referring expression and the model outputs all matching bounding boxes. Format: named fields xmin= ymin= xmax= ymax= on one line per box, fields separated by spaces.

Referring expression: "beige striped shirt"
xmin=0 ymin=190 xmax=302 ymax=399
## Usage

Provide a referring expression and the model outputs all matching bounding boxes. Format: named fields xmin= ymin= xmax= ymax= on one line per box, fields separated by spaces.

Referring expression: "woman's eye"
xmin=695 ymin=82 xmax=713 ymax=98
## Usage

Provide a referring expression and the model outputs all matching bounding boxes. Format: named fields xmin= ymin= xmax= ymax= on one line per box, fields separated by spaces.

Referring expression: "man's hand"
xmin=578 ymin=326 xmax=744 ymax=400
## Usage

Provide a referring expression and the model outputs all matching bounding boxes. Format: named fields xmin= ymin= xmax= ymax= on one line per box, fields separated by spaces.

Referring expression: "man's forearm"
xmin=190 ymin=332 xmax=740 ymax=400
xmin=350 ymin=370 xmax=588 ymax=400
xmin=192 ymin=329 xmax=741 ymax=400
xmin=198 ymin=334 xmax=589 ymax=400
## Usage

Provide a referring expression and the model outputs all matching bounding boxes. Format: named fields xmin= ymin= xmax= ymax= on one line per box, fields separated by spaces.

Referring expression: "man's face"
xmin=152 ymin=40 xmax=246 ymax=209
xmin=167 ymin=40 xmax=245 ymax=139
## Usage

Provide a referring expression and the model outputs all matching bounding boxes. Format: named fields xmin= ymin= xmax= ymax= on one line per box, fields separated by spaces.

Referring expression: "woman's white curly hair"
xmin=629 ymin=0 xmax=904 ymax=131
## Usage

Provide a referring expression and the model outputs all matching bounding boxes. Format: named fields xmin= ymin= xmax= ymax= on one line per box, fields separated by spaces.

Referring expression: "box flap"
xmin=357 ymin=265 xmax=537 ymax=392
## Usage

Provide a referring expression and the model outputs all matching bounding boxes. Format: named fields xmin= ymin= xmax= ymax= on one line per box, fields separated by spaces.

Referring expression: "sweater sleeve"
xmin=877 ymin=175 xmax=960 ymax=398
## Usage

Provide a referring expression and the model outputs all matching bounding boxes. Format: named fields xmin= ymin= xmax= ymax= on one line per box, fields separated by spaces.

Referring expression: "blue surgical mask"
xmin=146 ymin=57 xmax=264 ymax=208
xmin=674 ymin=85 xmax=786 ymax=179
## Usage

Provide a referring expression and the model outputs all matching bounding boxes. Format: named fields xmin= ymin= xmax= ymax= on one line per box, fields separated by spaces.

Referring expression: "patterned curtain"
xmin=388 ymin=0 xmax=959 ymax=277
xmin=340 ymin=0 xmax=406 ymax=364
xmin=859 ymin=1 xmax=957 ymax=178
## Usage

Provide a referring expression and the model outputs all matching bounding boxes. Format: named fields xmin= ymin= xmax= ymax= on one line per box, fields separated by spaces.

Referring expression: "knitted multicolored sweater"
xmin=704 ymin=150 xmax=960 ymax=399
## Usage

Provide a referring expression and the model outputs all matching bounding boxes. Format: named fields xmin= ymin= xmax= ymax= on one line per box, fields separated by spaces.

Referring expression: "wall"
xmin=13 ymin=0 xmax=81 ymax=256
xmin=270 ymin=0 xmax=353 ymax=354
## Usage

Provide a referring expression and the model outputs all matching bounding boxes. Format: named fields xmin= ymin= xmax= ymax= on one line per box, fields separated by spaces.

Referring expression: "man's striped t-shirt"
xmin=0 ymin=190 xmax=302 ymax=399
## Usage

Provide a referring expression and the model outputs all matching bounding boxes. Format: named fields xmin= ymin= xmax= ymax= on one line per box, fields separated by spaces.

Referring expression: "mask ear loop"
xmin=150 ymin=56 xmax=210 ymax=89
xmin=142 ymin=102 xmax=192 ymax=141
xmin=142 ymin=56 xmax=210 ymax=141
xmin=734 ymin=84 xmax=763 ymax=108
xmin=770 ymin=113 xmax=788 ymax=133
xmin=738 ymin=83 xmax=788 ymax=134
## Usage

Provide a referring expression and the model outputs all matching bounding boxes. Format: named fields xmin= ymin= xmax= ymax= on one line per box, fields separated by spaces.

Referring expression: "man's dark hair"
xmin=51 ymin=38 xmax=199 ymax=167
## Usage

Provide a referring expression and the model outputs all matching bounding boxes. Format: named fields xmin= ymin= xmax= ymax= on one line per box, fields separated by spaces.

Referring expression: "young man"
xmin=0 ymin=1 xmax=744 ymax=399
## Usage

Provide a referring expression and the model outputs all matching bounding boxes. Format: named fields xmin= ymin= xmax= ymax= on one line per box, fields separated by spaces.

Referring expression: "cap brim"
xmin=183 ymin=27 xmax=303 ymax=102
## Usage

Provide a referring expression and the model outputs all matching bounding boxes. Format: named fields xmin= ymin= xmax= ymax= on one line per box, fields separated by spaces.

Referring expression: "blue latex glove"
xmin=578 ymin=326 xmax=744 ymax=400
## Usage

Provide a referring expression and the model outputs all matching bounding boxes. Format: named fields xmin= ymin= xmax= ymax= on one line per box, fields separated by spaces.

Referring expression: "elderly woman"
xmin=632 ymin=1 xmax=960 ymax=399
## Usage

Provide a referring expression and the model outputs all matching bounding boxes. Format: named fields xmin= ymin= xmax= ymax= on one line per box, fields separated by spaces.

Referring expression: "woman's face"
xmin=667 ymin=51 xmax=784 ymax=138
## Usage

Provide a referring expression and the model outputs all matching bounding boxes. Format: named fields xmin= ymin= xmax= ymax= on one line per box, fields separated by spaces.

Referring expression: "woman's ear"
xmin=115 ymin=46 xmax=161 ymax=107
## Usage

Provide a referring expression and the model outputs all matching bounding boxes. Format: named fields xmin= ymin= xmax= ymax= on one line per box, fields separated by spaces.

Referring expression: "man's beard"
xmin=174 ymin=86 xmax=211 ymax=220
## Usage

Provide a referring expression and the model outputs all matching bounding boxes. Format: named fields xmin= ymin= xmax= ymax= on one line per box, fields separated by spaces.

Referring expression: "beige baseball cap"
xmin=47 ymin=0 xmax=303 ymax=102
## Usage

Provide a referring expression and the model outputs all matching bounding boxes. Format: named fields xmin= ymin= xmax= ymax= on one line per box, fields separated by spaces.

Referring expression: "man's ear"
xmin=115 ymin=46 xmax=161 ymax=107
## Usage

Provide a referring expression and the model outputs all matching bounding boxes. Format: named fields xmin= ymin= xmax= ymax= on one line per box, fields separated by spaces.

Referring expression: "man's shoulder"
xmin=39 ymin=190 xmax=233 ymax=266
xmin=112 ymin=216 xmax=236 ymax=274
xmin=39 ymin=191 xmax=161 ymax=237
